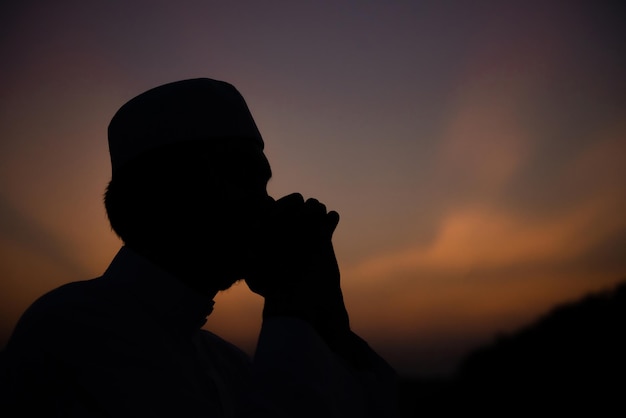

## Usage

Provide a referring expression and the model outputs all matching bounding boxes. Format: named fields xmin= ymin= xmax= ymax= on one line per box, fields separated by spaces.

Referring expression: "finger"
xmin=326 ymin=210 xmax=340 ymax=236
xmin=277 ymin=192 xmax=304 ymax=205
xmin=304 ymin=197 xmax=327 ymax=217
xmin=275 ymin=193 xmax=304 ymax=212
xmin=274 ymin=193 xmax=305 ymax=219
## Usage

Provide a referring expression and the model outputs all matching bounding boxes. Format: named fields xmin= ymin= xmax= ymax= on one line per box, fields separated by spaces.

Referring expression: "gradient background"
xmin=1 ymin=1 xmax=625 ymax=377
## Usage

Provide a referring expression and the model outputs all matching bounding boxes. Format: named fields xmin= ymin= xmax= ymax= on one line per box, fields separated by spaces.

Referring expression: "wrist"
xmin=263 ymin=288 xmax=351 ymax=340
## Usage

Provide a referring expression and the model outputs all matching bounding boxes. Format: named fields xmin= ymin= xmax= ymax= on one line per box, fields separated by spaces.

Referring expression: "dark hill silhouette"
xmin=398 ymin=279 xmax=626 ymax=416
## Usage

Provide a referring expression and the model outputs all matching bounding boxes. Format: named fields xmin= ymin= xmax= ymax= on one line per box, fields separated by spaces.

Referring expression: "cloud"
xmin=434 ymin=90 xmax=529 ymax=199
xmin=348 ymin=194 xmax=624 ymax=282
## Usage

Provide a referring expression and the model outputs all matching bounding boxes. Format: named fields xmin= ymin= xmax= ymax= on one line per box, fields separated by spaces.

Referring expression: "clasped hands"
xmin=245 ymin=193 xmax=350 ymax=341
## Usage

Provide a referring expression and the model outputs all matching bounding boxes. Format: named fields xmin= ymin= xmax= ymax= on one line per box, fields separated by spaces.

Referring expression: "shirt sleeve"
xmin=247 ymin=317 xmax=398 ymax=418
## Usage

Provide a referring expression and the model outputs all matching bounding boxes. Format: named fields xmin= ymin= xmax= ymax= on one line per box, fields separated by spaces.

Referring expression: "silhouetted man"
xmin=0 ymin=78 xmax=397 ymax=417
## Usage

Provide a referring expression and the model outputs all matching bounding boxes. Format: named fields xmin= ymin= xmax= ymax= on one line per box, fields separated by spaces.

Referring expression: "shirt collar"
xmin=103 ymin=246 xmax=215 ymax=338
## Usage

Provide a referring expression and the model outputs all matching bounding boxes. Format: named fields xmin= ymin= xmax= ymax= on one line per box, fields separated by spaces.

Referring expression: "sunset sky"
xmin=1 ymin=1 xmax=625 ymax=376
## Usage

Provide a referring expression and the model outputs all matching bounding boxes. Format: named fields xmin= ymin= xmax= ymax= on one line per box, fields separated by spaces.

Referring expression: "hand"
xmin=245 ymin=192 xmax=338 ymax=296
xmin=245 ymin=193 xmax=349 ymax=334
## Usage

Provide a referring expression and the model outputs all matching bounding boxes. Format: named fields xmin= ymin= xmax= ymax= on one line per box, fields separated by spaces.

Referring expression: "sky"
xmin=1 ymin=0 xmax=625 ymax=376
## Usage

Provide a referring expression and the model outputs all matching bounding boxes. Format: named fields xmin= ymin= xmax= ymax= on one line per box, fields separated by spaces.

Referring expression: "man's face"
xmin=184 ymin=138 xmax=274 ymax=287
xmin=207 ymin=139 xmax=273 ymax=212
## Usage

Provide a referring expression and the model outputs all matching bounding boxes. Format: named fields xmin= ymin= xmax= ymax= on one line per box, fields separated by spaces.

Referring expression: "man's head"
xmin=104 ymin=78 xmax=273 ymax=292
xmin=107 ymin=78 xmax=264 ymax=175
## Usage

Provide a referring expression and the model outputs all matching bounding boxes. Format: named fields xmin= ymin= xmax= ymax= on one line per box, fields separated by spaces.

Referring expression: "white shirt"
xmin=1 ymin=246 xmax=397 ymax=417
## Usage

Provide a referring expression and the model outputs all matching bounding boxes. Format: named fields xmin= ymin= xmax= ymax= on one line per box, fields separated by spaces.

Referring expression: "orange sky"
xmin=1 ymin=1 xmax=625 ymax=376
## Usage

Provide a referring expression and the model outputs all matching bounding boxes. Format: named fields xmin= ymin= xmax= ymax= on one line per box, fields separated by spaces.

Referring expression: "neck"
xmin=126 ymin=243 xmax=221 ymax=299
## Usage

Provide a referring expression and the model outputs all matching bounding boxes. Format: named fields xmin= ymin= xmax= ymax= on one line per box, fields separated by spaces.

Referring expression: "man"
xmin=0 ymin=78 xmax=397 ymax=417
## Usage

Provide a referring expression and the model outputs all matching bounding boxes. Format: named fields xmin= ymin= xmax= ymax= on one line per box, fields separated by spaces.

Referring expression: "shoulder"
xmin=7 ymin=278 xmax=110 ymax=347
xmin=21 ymin=278 xmax=103 ymax=317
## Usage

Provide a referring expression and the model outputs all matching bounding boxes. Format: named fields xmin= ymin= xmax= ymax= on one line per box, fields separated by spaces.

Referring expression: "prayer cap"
xmin=108 ymin=78 xmax=263 ymax=175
